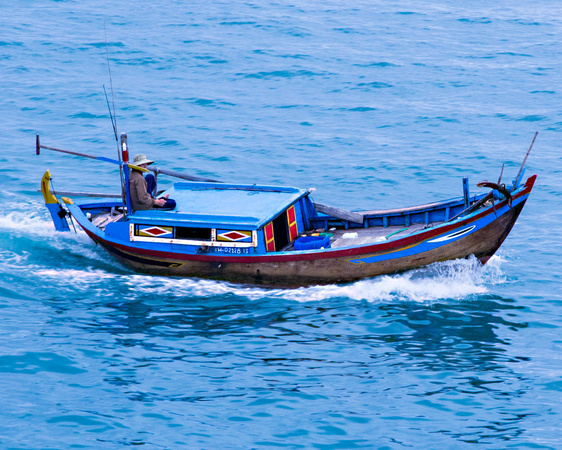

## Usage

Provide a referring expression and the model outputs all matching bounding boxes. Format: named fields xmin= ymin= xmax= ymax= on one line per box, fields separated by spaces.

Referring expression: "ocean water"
xmin=1 ymin=1 xmax=562 ymax=448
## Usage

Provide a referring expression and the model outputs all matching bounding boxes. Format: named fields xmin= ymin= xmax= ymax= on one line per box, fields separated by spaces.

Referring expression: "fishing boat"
xmin=37 ymin=133 xmax=537 ymax=287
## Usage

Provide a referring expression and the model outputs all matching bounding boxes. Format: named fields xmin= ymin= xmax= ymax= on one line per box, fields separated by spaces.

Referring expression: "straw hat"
xmin=132 ymin=154 xmax=154 ymax=166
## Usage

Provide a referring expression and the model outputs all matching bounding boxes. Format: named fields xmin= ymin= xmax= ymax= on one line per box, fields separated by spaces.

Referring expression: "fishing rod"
xmin=103 ymin=85 xmax=118 ymax=143
xmin=36 ymin=135 xmax=121 ymax=165
xmin=103 ymin=27 xmax=129 ymax=213
xmin=36 ymin=135 xmax=220 ymax=183
xmin=512 ymin=131 xmax=538 ymax=192
xmin=104 ymin=25 xmax=119 ymax=147
xmin=445 ymin=134 xmax=537 ymax=223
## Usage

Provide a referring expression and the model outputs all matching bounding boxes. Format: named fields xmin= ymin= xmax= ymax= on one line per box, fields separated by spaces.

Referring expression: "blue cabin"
xmin=102 ymin=181 xmax=315 ymax=255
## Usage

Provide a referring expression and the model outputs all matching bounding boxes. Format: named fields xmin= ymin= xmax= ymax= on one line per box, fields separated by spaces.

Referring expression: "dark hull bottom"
xmin=97 ymin=202 xmax=525 ymax=287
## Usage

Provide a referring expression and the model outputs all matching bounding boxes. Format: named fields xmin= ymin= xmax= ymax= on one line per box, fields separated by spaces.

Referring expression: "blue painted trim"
xmin=46 ymin=203 xmax=71 ymax=232
xmin=123 ymin=165 xmax=132 ymax=217
xmin=463 ymin=177 xmax=469 ymax=208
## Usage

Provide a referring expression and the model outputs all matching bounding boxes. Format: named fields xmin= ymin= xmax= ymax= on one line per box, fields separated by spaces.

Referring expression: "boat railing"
xmin=310 ymin=193 xmax=488 ymax=231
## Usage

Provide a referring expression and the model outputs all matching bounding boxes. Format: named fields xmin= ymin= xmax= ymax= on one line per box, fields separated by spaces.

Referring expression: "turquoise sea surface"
xmin=1 ymin=1 xmax=561 ymax=448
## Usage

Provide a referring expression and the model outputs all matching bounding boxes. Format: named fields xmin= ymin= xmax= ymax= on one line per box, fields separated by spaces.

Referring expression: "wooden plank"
xmin=313 ymin=203 xmax=364 ymax=224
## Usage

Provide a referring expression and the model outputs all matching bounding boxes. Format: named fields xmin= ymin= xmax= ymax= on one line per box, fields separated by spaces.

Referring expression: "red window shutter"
xmin=287 ymin=205 xmax=298 ymax=241
xmin=264 ymin=222 xmax=275 ymax=251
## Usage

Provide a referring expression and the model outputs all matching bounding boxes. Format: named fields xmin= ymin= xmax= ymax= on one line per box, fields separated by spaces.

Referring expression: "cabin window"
xmin=263 ymin=212 xmax=289 ymax=252
xmin=132 ymin=224 xmax=255 ymax=248
xmin=273 ymin=211 xmax=289 ymax=250
xmin=263 ymin=205 xmax=301 ymax=252
xmin=176 ymin=227 xmax=212 ymax=241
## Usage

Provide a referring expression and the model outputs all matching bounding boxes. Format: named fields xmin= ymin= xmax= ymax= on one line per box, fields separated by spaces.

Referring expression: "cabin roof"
xmin=130 ymin=181 xmax=309 ymax=229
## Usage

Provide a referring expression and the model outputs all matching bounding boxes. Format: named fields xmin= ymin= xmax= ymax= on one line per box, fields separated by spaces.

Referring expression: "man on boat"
xmin=130 ymin=154 xmax=176 ymax=211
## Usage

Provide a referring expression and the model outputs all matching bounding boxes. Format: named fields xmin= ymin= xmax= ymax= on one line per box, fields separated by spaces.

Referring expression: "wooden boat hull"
xmin=77 ymin=180 xmax=532 ymax=287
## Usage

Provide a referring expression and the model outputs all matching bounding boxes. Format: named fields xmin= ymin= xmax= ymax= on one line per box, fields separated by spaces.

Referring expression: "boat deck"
xmin=329 ymin=223 xmax=430 ymax=248
xmin=90 ymin=208 xmax=125 ymax=230
xmin=280 ymin=222 xmax=433 ymax=251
